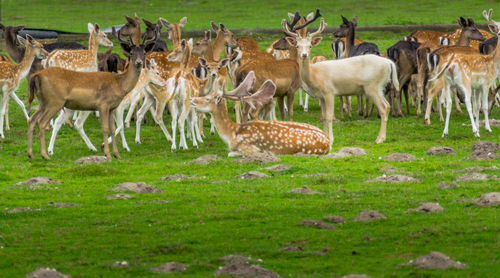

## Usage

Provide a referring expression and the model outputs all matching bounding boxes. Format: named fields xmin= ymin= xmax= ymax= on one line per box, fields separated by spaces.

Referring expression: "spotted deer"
xmin=190 ymin=71 xmax=330 ymax=156
xmin=0 ymin=35 xmax=48 ymax=139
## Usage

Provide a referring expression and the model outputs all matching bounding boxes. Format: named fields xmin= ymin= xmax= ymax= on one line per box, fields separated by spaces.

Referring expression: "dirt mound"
xmin=112 ymin=182 xmax=162 ymax=193
xmin=74 ymin=155 xmax=108 ymax=164
xmin=456 ymin=166 xmax=498 ymax=173
xmin=322 ymin=147 xmax=366 ymax=159
xmin=150 ymin=262 xmax=188 ymax=273
xmin=15 ymin=177 xmax=61 ymax=186
xmin=48 ymin=202 xmax=79 ymax=208
xmin=455 ymin=172 xmax=491 ymax=182
xmin=300 ymin=220 xmax=336 ymax=230
xmin=105 ymin=194 xmax=134 ymax=200
xmin=265 ymin=164 xmax=292 ymax=172
xmin=471 ymin=141 xmax=499 ymax=152
xmin=474 ymin=192 xmax=500 ymax=207
xmin=234 ymin=153 xmax=281 ymax=164
xmin=380 ymin=167 xmax=399 ymax=173
xmin=236 ymin=171 xmax=269 ymax=179
xmin=187 ymin=154 xmax=221 ymax=165
xmin=465 ymin=151 xmax=498 ymax=161
xmin=111 ymin=261 xmax=130 ymax=268
xmin=342 ymin=275 xmax=372 ymax=278
xmin=437 ymin=182 xmax=459 ymax=189
xmin=6 ymin=207 xmax=41 ymax=214
xmin=25 ymin=268 xmax=70 ymax=278
xmin=289 ymin=186 xmax=323 ymax=194
xmin=215 ymin=262 xmax=281 ymax=278
xmin=381 ymin=153 xmax=415 ymax=162
xmin=220 ymin=254 xmax=262 ymax=264
xmin=352 ymin=210 xmax=386 ymax=222
xmin=323 ymin=215 xmax=346 ymax=224
xmin=366 ymin=175 xmax=421 ymax=183
xmin=403 ymin=251 xmax=467 ymax=269
xmin=281 ymin=245 xmax=304 ymax=252
xmin=160 ymin=174 xmax=198 ymax=181
xmin=427 ymin=146 xmax=456 ymax=155
xmin=405 ymin=202 xmax=444 ymax=213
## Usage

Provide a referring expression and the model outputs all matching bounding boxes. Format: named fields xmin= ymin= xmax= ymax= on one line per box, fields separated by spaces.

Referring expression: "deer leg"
xmin=178 ymin=102 xmax=190 ymax=150
xmin=38 ymin=106 xmax=61 ymax=160
xmin=125 ymin=88 xmax=144 ymax=128
xmin=299 ymin=88 xmax=303 ymax=108
xmin=210 ymin=115 xmax=216 ymax=135
xmin=9 ymin=91 xmax=29 ymax=121
xmin=134 ymin=93 xmax=154 ymax=144
xmin=364 ymin=97 xmax=371 ymax=118
xmin=170 ymin=102 xmax=179 ymax=151
xmin=339 ymin=96 xmax=345 ymax=120
xmin=319 ymin=97 xmax=326 ymax=125
xmin=324 ymin=94 xmax=335 ymax=144
xmin=367 ymin=86 xmax=390 ymax=144
xmin=107 ymin=103 xmax=129 ymax=152
xmin=5 ymin=100 xmax=9 ymax=131
xmin=424 ymin=80 xmax=438 ymax=125
xmin=404 ymin=84 xmax=410 ymax=115
xmin=482 ymin=86 xmax=492 ymax=133
xmin=197 ymin=112 xmax=206 ymax=138
xmin=74 ymin=111 xmax=97 ymax=152
xmin=99 ymin=109 xmax=112 ymax=160
xmin=347 ymin=96 xmax=352 ymax=120
xmin=194 ymin=112 xmax=203 ymax=144
xmin=27 ymin=109 xmax=43 ymax=159
xmin=0 ymin=92 xmax=8 ymax=138
xmin=286 ymin=93 xmax=294 ymax=121
xmin=454 ymin=89 xmax=463 ymax=113
xmin=48 ymin=108 xmax=74 ymax=155
xmin=357 ymin=94 xmax=363 ymax=116
xmin=442 ymin=83 xmax=453 ymax=138
xmin=108 ymin=111 xmax=120 ymax=159
xmin=395 ymin=86 xmax=403 ymax=117
xmin=277 ymin=96 xmax=285 ymax=120
xmin=189 ymin=110 xmax=199 ymax=148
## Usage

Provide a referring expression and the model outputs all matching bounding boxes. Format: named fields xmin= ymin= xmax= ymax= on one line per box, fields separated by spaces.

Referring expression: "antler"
xmin=308 ymin=18 xmax=327 ymax=38
xmin=294 ymin=8 xmax=322 ymax=31
xmin=142 ymin=25 xmax=159 ymax=45
xmin=240 ymin=80 xmax=276 ymax=110
xmin=112 ymin=26 xmax=132 ymax=46
xmin=223 ymin=71 xmax=256 ymax=99
xmin=282 ymin=19 xmax=298 ymax=37
xmin=483 ymin=8 xmax=494 ymax=23
xmin=286 ymin=11 xmax=301 ymax=30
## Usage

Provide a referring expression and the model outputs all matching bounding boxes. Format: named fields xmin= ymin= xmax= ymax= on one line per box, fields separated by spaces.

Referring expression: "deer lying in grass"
xmin=191 ymin=71 xmax=330 ymax=156
xmin=427 ymin=9 xmax=500 ymax=138
xmin=0 ymin=35 xmax=48 ymax=139
xmin=282 ymin=16 xmax=397 ymax=144
xmin=27 ymin=33 xmax=156 ymax=160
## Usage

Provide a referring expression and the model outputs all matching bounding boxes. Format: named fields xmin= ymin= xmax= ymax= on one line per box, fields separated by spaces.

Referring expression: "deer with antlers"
xmin=191 ymin=71 xmax=330 ymax=156
xmin=27 ymin=31 xmax=157 ymax=160
xmin=0 ymin=35 xmax=48 ymax=139
xmin=281 ymin=13 xmax=397 ymax=144
xmin=427 ymin=9 xmax=499 ymax=137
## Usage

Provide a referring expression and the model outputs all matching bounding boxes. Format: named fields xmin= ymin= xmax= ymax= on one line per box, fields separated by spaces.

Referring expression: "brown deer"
xmin=27 ymin=31 xmax=157 ymax=160
xmin=190 ymin=71 xmax=330 ymax=156
xmin=0 ymin=35 xmax=48 ymax=139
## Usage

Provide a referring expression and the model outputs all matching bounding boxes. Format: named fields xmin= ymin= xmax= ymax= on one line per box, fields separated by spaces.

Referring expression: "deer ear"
xmin=142 ymin=19 xmax=153 ymax=28
xmin=285 ymin=37 xmax=296 ymax=46
xmin=458 ymin=17 xmax=467 ymax=27
xmin=306 ymin=12 xmax=315 ymax=21
xmin=198 ymin=57 xmax=207 ymax=67
xmin=467 ymin=18 xmax=475 ymax=26
xmin=205 ymin=30 xmax=211 ymax=40
xmin=17 ymin=35 xmax=27 ymax=46
xmin=125 ymin=15 xmax=136 ymax=25
xmin=220 ymin=23 xmax=227 ymax=33
xmin=211 ymin=21 xmax=218 ymax=32
xmin=15 ymin=25 xmax=25 ymax=32
xmin=94 ymin=24 xmax=100 ymax=32
xmin=159 ymin=18 xmax=171 ymax=29
xmin=288 ymin=13 xmax=295 ymax=22
xmin=179 ymin=17 xmax=187 ymax=28
xmin=341 ymin=15 xmax=349 ymax=24
xmin=488 ymin=23 xmax=499 ymax=34
xmin=352 ymin=16 xmax=358 ymax=26
xmin=187 ymin=38 xmax=193 ymax=47
xmin=180 ymin=39 xmax=187 ymax=49
xmin=219 ymin=58 xmax=229 ymax=68
xmin=88 ymin=23 xmax=94 ymax=33
xmin=311 ymin=37 xmax=322 ymax=47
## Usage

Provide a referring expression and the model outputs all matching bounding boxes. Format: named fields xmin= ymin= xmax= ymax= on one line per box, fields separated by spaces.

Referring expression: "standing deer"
xmin=0 ymin=35 xmax=48 ymax=138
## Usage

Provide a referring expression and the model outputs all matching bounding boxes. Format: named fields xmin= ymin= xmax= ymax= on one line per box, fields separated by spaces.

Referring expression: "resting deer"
xmin=0 ymin=35 xmax=48 ymax=139
xmin=427 ymin=9 xmax=500 ymax=138
xmin=282 ymin=16 xmax=397 ymax=144
xmin=27 ymin=32 xmax=156 ymax=160
xmin=191 ymin=71 xmax=330 ymax=156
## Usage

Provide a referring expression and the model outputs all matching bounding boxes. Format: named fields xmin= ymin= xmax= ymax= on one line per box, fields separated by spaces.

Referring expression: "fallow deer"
xmin=0 ymin=35 xmax=48 ymax=139
xmin=191 ymin=71 xmax=330 ymax=156
xmin=27 ymin=32 xmax=156 ymax=160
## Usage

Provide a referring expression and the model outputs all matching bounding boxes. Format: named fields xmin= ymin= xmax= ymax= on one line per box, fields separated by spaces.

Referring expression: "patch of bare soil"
xmin=220 ymin=254 xmax=262 ymax=264
xmin=463 ymin=119 xmax=500 ymax=127
xmin=112 ymin=182 xmax=162 ymax=193
xmin=342 ymin=275 xmax=372 ymax=278
xmin=380 ymin=167 xmax=399 ymax=173
xmin=215 ymin=262 xmax=281 ymax=278
xmin=265 ymin=164 xmax=292 ymax=172
xmin=289 ymin=186 xmax=323 ymax=195
xmin=160 ymin=174 xmax=199 ymax=181
xmin=406 ymin=202 xmax=444 ymax=213
xmin=74 ymin=155 xmax=109 ymax=164
xmin=323 ymin=215 xmax=346 ymax=224
xmin=380 ymin=153 xmax=415 ymax=162
xmin=300 ymin=220 xmax=336 ymax=230
xmin=465 ymin=151 xmax=498 ymax=161
xmin=437 ymin=182 xmax=459 ymax=189
xmin=25 ymin=268 xmax=70 ymax=278
xmin=427 ymin=146 xmax=456 ymax=155
xmin=474 ymin=192 xmax=500 ymax=207
xmin=322 ymin=147 xmax=367 ymax=159
xmin=455 ymin=172 xmax=493 ymax=182
xmin=234 ymin=153 xmax=281 ymax=164
xmin=15 ymin=177 xmax=61 ymax=186
xmin=456 ymin=166 xmax=498 ymax=173
xmin=187 ymin=154 xmax=221 ymax=165
xmin=403 ymin=251 xmax=467 ymax=269
xmin=48 ymin=202 xmax=79 ymax=208
xmin=309 ymin=248 xmax=330 ymax=255
xmin=236 ymin=171 xmax=269 ymax=179
xmin=150 ymin=262 xmax=188 ymax=273
xmin=352 ymin=210 xmax=386 ymax=222
xmin=105 ymin=194 xmax=134 ymax=200
xmin=6 ymin=207 xmax=41 ymax=214
xmin=471 ymin=140 xmax=499 ymax=152
xmin=281 ymin=245 xmax=304 ymax=252
xmin=111 ymin=261 xmax=130 ymax=268
xmin=366 ymin=175 xmax=421 ymax=183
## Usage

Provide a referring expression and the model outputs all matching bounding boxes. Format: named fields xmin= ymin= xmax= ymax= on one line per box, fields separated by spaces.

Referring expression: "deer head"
xmin=192 ymin=30 xmax=212 ymax=55
xmin=166 ymin=38 xmax=193 ymax=62
xmin=273 ymin=9 xmax=322 ymax=51
xmin=458 ymin=17 xmax=485 ymax=41
xmin=159 ymin=16 xmax=187 ymax=47
xmin=17 ymin=34 xmax=49 ymax=59
xmin=113 ymin=25 xmax=158 ymax=58
xmin=145 ymin=59 xmax=167 ymax=87
xmin=0 ymin=23 xmax=25 ymax=45
xmin=119 ymin=14 xmax=141 ymax=46
xmin=333 ymin=15 xmax=357 ymax=38
xmin=282 ymin=17 xmax=327 ymax=59
xmin=211 ymin=21 xmax=238 ymax=48
xmin=192 ymin=57 xmax=229 ymax=95
xmin=484 ymin=9 xmax=500 ymax=36
xmin=88 ymin=23 xmax=114 ymax=47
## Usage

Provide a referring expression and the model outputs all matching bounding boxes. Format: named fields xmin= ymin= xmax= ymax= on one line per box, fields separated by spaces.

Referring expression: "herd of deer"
xmin=0 ymin=8 xmax=498 ymax=160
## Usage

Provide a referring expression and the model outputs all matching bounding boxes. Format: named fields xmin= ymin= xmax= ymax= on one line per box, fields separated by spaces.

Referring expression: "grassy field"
xmin=1 ymin=1 xmax=500 ymax=277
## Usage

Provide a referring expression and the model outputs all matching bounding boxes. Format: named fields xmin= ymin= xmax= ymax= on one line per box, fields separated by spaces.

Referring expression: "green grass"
xmin=1 ymin=1 xmax=500 ymax=277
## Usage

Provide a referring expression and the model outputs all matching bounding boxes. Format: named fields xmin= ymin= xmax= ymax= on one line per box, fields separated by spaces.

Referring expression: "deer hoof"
xmin=27 ymin=153 xmax=34 ymax=159
xmin=113 ymin=152 xmax=121 ymax=159
xmin=41 ymin=154 xmax=50 ymax=160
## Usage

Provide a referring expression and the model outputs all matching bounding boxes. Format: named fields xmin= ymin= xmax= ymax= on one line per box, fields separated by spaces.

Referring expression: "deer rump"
xmin=233 ymin=120 xmax=330 ymax=155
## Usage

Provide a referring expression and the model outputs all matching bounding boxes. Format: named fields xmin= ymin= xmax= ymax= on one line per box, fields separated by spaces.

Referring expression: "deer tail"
xmin=27 ymin=75 xmax=40 ymax=116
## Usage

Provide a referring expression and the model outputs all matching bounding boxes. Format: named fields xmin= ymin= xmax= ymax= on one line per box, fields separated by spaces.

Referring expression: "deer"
xmin=191 ymin=71 xmax=330 ymax=156
xmin=98 ymin=48 xmax=127 ymax=73
xmin=405 ymin=30 xmax=447 ymax=44
xmin=142 ymin=18 xmax=169 ymax=52
xmin=282 ymin=15 xmax=397 ymax=144
xmin=426 ymin=9 xmax=500 ymax=138
xmin=27 ymin=31 xmax=157 ymax=160
xmin=0 ymin=35 xmax=48 ymax=139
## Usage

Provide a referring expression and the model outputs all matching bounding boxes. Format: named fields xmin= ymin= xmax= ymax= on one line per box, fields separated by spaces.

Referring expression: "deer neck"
xmin=180 ymin=45 xmax=191 ymax=70
xmin=345 ymin=25 xmax=356 ymax=53
xmin=204 ymin=44 xmax=214 ymax=61
xmin=88 ymin=31 xmax=99 ymax=58
xmin=117 ymin=62 xmax=142 ymax=95
xmin=16 ymin=43 xmax=36 ymax=81
xmin=298 ymin=56 xmax=313 ymax=87
xmin=212 ymin=31 xmax=225 ymax=61
xmin=212 ymin=98 xmax=238 ymax=144
xmin=456 ymin=31 xmax=471 ymax=46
